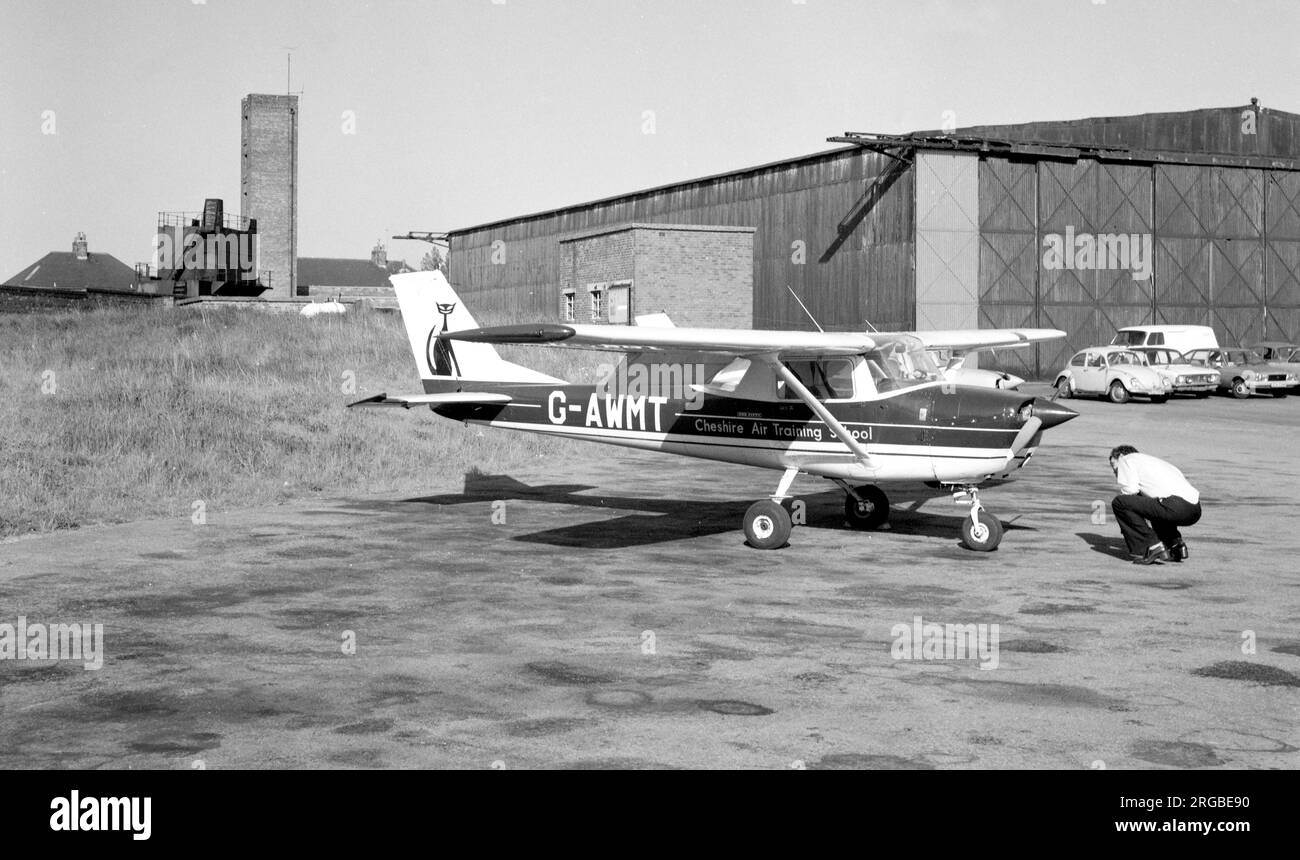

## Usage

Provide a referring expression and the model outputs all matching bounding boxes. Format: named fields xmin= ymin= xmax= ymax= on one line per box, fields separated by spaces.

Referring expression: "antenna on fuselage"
xmin=786 ymin=285 xmax=823 ymax=333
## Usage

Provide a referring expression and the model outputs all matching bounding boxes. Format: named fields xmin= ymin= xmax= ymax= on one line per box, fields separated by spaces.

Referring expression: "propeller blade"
xmin=1009 ymin=416 xmax=1043 ymax=455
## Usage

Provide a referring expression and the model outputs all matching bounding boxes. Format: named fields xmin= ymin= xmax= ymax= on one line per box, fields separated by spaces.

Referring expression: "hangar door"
xmin=1037 ymin=160 xmax=1154 ymax=373
xmin=1154 ymin=165 xmax=1265 ymax=345
xmin=915 ymin=152 xmax=980 ymax=333
xmin=978 ymin=158 xmax=1039 ymax=379
xmin=1265 ymin=172 xmax=1300 ymax=341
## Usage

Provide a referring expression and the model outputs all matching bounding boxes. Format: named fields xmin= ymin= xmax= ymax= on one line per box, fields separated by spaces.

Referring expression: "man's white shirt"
xmin=1115 ymin=453 xmax=1200 ymax=504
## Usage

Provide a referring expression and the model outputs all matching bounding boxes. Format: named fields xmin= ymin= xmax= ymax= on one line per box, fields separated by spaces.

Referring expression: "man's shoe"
xmin=1132 ymin=544 xmax=1169 ymax=565
xmin=1169 ymin=541 xmax=1188 ymax=562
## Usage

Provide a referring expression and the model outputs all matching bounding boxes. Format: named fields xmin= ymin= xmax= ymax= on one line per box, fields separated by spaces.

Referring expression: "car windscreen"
xmin=1111 ymin=331 xmax=1145 ymax=346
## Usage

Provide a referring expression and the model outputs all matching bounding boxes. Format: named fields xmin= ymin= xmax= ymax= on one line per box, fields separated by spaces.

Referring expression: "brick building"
xmin=557 ymin=224 xmax=752 ymax=327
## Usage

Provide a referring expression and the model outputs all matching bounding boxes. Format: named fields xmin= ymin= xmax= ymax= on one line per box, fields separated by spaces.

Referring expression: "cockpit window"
xmin=864 ymin=341 xmax=941 ymax=393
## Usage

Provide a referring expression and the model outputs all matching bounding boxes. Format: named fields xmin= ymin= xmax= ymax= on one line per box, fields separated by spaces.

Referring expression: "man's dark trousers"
xmin=1111 ymin=494 xmax=1202 ymax=555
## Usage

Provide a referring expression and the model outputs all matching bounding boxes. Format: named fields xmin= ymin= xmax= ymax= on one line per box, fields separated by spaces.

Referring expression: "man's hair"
xmin=1110 ymin=444 xmax=1139 ymax=460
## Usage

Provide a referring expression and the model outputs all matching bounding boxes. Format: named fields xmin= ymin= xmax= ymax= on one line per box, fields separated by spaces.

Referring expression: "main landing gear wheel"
xmin=844 ymin=485 xmax=890 ymax=530
xmin=961 ymin=510 xmax=1003 ymax=552
xmin=743 ymin=500 xmax=791 ymax=550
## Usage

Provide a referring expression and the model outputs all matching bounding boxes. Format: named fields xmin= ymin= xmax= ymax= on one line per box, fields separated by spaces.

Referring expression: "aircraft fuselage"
xmin=431 ymin=380 xmax=1075 ymax=485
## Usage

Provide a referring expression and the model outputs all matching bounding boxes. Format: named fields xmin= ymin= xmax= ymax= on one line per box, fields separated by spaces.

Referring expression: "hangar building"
xmin=446 ymin=103 xmax=1300 ymax=379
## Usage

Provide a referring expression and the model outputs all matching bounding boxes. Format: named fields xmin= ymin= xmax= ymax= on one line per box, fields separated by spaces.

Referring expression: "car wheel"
xmin=1107 ymin=380 xmax=1130 ymax=404
xmin=1231 ymin=378 xmax=1251 ymax=399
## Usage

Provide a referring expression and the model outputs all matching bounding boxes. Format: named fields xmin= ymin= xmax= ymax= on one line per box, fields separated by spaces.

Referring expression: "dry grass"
xmin=0 ymin=305 xmax=606 ymax=539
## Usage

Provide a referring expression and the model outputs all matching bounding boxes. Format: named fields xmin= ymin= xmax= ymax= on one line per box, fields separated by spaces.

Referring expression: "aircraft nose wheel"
xmin=961 ymin=510 xmax=1003 ymax=551
xmin=843 ymin=484 xmax=890 ymax=530
xmin=952 ymin=485 xmax=1003 ymax=551
xmin=743 ymin=500 xmax=792 ymax=550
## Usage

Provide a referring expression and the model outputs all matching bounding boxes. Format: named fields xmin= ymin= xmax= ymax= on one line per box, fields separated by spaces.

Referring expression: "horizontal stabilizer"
xmin=348 ymin=392 xmax=513 ymax=409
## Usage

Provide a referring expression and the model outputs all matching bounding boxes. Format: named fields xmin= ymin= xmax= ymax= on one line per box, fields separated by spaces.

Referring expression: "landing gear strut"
xmin=952 ymin=485 xmax=1003 ymax=551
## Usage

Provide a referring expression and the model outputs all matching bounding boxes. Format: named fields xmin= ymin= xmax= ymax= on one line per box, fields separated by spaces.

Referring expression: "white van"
xmin=1110 ymin=325 xmax=1218 ymax=356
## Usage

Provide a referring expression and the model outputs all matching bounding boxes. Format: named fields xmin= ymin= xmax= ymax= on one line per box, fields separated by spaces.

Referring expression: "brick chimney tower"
xmin=371 ymin=240 xmax=388 ymax=269
xmin=72 ymin=232 xmax=89 ymax=259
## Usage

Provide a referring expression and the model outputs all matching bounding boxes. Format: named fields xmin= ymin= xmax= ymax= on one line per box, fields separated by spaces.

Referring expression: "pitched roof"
xmin=297 ymin=257 xmax=393 ymax=287
xmin=2 ymin=251 xmax=138 ymax=292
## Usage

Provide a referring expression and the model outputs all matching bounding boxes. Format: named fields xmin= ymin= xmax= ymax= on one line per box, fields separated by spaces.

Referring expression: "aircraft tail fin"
xmin=391 ymin=271 xmax=564 ymax=390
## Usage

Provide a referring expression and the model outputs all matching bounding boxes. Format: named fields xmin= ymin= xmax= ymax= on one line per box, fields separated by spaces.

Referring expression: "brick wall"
xmin=555 ymin=224 xmax=753 ymax=328
xmin=559 ymin=229 xmax=634 ymax=322
xmin=241 ymin=94 xmax=298 ymax=299
xmin=633 ymin=226 xmax=752 ymax=328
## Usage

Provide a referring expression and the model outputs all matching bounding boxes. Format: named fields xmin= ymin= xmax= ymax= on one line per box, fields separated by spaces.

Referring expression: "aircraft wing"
xmin=443 ymin=323 xmax=1064 ymax=358
xmin=443 ymin=323 xmax=875 ymax=356
xmin=907 ymin=328 xmax=1066 ymax=352
xmin=348 ymin=392 xmax=513 ymax=409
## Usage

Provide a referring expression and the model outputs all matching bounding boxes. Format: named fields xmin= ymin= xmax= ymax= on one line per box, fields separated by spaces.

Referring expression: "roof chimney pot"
xmin=72 ymin=232 xmax=88 ymax=260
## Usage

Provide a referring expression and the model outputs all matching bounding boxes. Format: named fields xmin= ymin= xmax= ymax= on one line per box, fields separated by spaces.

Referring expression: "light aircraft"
xmin=351 ymin=272 xmax=1078 ymax=551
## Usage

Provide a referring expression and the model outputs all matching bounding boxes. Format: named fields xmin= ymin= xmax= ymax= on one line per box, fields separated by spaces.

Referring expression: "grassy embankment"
xmin=0 ymin=305 xmax=610 ymax=539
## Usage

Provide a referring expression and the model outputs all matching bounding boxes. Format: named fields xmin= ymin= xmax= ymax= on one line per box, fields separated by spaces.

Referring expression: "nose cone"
xmin=1033 ymin=397 xmax=1079 ymax=429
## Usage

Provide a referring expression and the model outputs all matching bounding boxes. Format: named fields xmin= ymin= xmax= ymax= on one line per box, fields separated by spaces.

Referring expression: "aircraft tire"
xmin=744 ymin=500 xmax=791 ymax=550
xmin=843 ymin=485 xmax=890 ymax=530
xmin=961 ymin=510 xmax=1003 ymax=552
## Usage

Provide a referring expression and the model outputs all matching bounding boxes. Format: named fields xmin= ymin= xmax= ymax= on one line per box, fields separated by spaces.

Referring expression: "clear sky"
xmin=2 ymin=0 xmax=1297 ymax=278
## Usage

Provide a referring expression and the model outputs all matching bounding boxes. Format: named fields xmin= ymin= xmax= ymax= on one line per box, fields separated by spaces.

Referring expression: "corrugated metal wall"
xmin=448 ymin=148 xmax=916 ymax=331
xmin=962 ymin=105 xmax=1300 ymax=159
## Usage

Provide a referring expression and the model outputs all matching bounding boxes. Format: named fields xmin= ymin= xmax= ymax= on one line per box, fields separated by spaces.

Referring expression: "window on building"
xmin=607 ymin=282 xmax=631 ymax=324
xmin=589 ymin=285 xmax=604 ymax=322
xmin=562 ymin=290 xmax=575 ymax=322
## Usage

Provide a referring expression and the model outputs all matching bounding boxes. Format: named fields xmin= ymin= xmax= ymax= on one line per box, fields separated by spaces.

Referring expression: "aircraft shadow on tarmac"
xmin=1075 ymin=531 xmax=1132 ymax=560
xmin=403 ymin=471 xmax=1034 ymax=550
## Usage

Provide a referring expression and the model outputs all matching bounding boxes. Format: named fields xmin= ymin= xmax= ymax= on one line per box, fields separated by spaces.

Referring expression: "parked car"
xmin=1054 ymin=346 xmax=1174 ymax=403
xmin=1250 ymin=342 xmax=1300 ymax=391
xmin=1184 ymin=347 xmax=1298 ymax=398
xmin=926 ymin=348 xmax=1024 ymax=389
xmin=1132 ymin=347 xmax=1219 ymax=397
xmin=1111 ymin=324 xmax=1219 ymax=356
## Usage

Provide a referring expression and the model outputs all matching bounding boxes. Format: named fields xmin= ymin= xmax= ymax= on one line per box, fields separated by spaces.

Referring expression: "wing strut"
xmin=762 ymin=355 xmax=879 ymax=471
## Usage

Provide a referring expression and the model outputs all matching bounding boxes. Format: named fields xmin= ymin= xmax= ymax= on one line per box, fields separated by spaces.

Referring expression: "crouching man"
xmin=1109 ymin=444 xmax=1202 ymax=565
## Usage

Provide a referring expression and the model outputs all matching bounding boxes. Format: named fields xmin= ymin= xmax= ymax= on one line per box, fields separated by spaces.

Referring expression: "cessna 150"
xmin=352 ymin=272 xmax=1078 ymax=551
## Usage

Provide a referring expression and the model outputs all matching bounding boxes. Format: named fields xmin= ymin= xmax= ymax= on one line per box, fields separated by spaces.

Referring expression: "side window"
xmin=780 ymin=359 xmax=854 ymax=400
xmin=1086 ymin=354 xmax=1102 ymax=368
xmin=1070 ymin=353 xmax=1087 ymax=367
xmin=1149 ymin=332 xmax=1164 ymax=345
